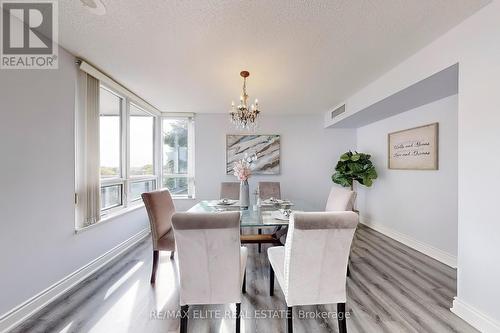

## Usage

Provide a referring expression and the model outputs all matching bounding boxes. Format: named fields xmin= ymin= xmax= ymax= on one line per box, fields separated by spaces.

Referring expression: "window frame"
xmin=98 ymin=84 xmax=164 ymax=218
xmin=161 ymin=115 xmax=196 ymax=199
xmin=99 ymin=85 xmax=126 ymax=215
xmin=127 ymin=102 xmax=158 ymax=203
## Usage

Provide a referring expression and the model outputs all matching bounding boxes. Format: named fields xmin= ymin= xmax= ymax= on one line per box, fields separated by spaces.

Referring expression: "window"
xmin=98 ymin=86 xmax=160 ymax=215
xmin=129 ymin=104 xmax=154 ymax=176
xmin=99 ymin=86 xmax=124 ymax=213
xmin=99 ymin=88 xmax=121 ymax=178
xmin=76 ymin=62 xmax=195 ymax=229
xmin=129 ymin=103 xmax=157 ymax=202
xmin=162 ymin=117 xmax=195 ymax=198
xmin=101 ymin=184 xmax=123 ymax=210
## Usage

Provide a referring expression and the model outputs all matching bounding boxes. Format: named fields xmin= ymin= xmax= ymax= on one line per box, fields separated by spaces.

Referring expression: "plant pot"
xmin=240 ymin=180 xmax=249 ymax=208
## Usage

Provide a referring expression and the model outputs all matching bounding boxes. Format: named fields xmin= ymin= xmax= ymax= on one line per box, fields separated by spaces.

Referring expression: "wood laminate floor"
xmin=10 ymin=225 xmax=477 ymax=333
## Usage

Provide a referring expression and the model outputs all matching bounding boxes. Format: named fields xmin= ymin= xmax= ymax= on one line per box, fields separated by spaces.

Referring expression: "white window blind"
xmin=75 ymin=71 xmax=101 ymax=228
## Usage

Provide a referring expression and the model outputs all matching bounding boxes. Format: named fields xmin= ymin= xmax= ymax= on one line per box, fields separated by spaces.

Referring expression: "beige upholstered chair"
xmin=325 ymin=186 xmax=358 ymax=277
xmin=220 ymin=182 xmax=240 ymax=200
xmin=325 ymin=186 xmax=357 ymax=211
xmin=172 ymin=211 xmax=247 ymax=333
xmin=268 ymin=211 xmax=358 ymax=333
xmin=258 ymin=181 xmax=281 ymax=200
xmin=141 ymin=190 xmax=176 ymax=284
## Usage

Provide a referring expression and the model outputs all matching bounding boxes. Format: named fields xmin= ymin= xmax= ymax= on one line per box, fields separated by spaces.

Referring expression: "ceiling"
xmin=58 ymin=0 xmax=489 ymax=114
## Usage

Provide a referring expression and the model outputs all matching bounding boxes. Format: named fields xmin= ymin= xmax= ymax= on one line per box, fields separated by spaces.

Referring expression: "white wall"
xmin=326 ymin=1 xmax=500 ymax=330
xmin=356 ymin=95 xmax=458 ymax=259
xmin=0 ymin=47 xmax=150 ymax=317
xmin=174 ymin=114 xmax=356 ymax=211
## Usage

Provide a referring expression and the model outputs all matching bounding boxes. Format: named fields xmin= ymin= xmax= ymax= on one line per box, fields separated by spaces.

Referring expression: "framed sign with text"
xmin=388 ymin=123 xmax=439 ymax=170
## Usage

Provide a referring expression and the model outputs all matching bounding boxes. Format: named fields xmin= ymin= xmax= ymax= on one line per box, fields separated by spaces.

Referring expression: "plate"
xmin=217 ymin=199 xmax=237 ymax=206
xmin=272 ymin=211 xmax=291 ymax=221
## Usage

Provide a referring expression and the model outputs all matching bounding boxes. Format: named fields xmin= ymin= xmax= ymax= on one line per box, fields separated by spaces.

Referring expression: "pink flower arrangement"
xmin=233 ymin=159 xmax=252 ymax=181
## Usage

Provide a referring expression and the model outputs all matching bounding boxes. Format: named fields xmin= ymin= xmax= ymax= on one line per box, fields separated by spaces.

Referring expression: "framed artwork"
xmin=226 ymin=134 xmax=280 ymax=175
xmin=388 ymin=123 xmax=439 ymax=170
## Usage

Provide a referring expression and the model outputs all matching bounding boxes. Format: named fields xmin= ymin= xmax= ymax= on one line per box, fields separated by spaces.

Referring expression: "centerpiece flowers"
xmin=233 ymin=159 xmax=252 ymax=208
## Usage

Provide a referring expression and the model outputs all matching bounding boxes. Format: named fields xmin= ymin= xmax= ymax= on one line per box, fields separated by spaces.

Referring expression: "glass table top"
xmin=187 ymin=200 xmax=315 ymax=228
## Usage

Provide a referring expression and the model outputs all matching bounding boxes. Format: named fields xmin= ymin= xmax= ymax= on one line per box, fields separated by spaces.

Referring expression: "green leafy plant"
xmin=332 ymin=151 xmax=378 ymax=189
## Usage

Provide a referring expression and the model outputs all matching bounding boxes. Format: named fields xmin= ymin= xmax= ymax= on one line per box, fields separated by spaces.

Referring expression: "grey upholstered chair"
xmin=172 ymin=211 xmax=247 ymax=333
xmin=325 ymin=186 xmax=357 ymax=211
xmin=258 ymin=181 xmax=281 ymax=200
xmin=220 ymin=182 xmax=240 ymax=200
xmin=141 ymin=190 xmax=176 ymax=284
xmin=268 ymin=211 xmax=358 ymax=333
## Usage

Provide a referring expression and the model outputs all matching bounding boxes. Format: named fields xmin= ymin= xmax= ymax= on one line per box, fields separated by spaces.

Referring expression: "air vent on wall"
xmin=331 ymin=104 xmax=346 ymax=119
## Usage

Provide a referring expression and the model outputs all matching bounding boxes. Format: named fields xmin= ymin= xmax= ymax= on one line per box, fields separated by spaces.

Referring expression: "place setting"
xmin=260 ymin=197 xmax=294 ymax=208
xmin=207 ymin=198 xmax=239 ymax=208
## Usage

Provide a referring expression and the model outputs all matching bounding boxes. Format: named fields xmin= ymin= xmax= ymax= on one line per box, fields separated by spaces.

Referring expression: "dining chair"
xmin=268 ymin=211 xmax=358 ymax=333
xmin=325 ymin=186 xmax=358 ymax=277
xmin=220 ymin=181 xmax=240 ymax=200
xmin=141 ymin=190 xmax=176 ymax=284
xmin=325 ymin=186 xmax=357 ymax=211
xmin=172 ymin=211 xmax=247 ymax=333
xmin=258 ymin=181 xmax=281 ymax=200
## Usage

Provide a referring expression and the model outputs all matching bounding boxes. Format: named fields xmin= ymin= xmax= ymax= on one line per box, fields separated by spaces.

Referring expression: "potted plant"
xmin=332 ymin=151 xmax=377 ymax=190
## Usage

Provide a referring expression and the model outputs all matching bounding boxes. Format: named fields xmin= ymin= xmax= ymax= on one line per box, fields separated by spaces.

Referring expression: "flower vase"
xmin=239 ymin=180 xmax=250 ymax=209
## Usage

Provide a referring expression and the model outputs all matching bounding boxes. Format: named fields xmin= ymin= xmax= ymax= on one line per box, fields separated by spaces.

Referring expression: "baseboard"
xmin=359 ymin=216 xmax=457 ymax=268
xmin=451 ymin=297 xmax=500 ymax=333
xmin=0 ymin=228 xmax=150 ymax=333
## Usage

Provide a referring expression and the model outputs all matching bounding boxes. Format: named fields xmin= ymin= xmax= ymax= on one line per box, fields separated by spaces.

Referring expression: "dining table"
xmin=188 ymin=199 xmax=314 ymax=247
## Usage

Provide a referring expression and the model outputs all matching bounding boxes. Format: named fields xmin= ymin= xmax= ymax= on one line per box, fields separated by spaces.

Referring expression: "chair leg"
xmin=242 ymin=269 xmax=246 ymax=294
xmin=150 ymin=250 xmax=159 ymax=284
xmin=347 ymin=263 xmax=350 ymax=277
xmin=170 ymin=250 xmax=175 ymax=260
xmin=258 ymin=228 xmax=262 ymax=253
xmin=236 ymin=303 xmax=241 ymax=333
xmin=269 ymin=264 xmax=275 ymax=296
xmin=287 ymin=306 xmax=293 ymax=333
xmin=180 ymin=305 xmax=189 ymax=333
xmin=338 ymin=303 xmax=347 ymax=333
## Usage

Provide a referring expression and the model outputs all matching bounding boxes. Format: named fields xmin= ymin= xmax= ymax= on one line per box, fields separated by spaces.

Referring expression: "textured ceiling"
xmin=58 ymin=0 xmax=489 ymax=114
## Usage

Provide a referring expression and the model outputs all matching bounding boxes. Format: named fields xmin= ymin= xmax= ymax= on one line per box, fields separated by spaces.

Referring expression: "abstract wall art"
xmin=226 ymin=134 xmax=280 ymax=175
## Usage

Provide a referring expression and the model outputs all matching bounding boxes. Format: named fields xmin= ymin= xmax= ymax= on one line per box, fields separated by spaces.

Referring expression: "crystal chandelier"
xmin=230 ymin=71 xmax=261 ymax=130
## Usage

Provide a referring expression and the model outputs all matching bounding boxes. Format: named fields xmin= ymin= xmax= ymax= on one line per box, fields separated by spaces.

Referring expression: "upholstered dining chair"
xmin=268 ymin=211 xmax=358 ymax=333
xmin=258 ymin=181 xmax=281 ymax=200
xmin=220 ymin=181 xmax=240 ymax=200
xmin=325 ymin=186 xmax=357 ymax=211
xmin=172 ymin=211 xmax=247 ymax=333
xmin=325 ymin=186 xmax=358 ymax=277
xmin=141 ymin=190 xmax=176 ymax=284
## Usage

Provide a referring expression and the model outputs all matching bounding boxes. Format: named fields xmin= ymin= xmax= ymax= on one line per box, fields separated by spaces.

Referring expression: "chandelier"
xmin=230 ymin=71 xmax=261 ymax=130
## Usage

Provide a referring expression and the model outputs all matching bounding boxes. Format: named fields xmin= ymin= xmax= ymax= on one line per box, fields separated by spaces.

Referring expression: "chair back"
xmin=142 ymin=190 xmax=176 ymax=250
xmin=258 ymin=181 xmax=281 ymax=200
xmin=220 ymin=182 xmax=240 ymax=200
xmin=325 ymin=186 xmax=356 ymax=211
xmin=283 ymin=211 xmax=358 ymax=306
xmin=172 ymin=211 xmax=242 ymax=305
